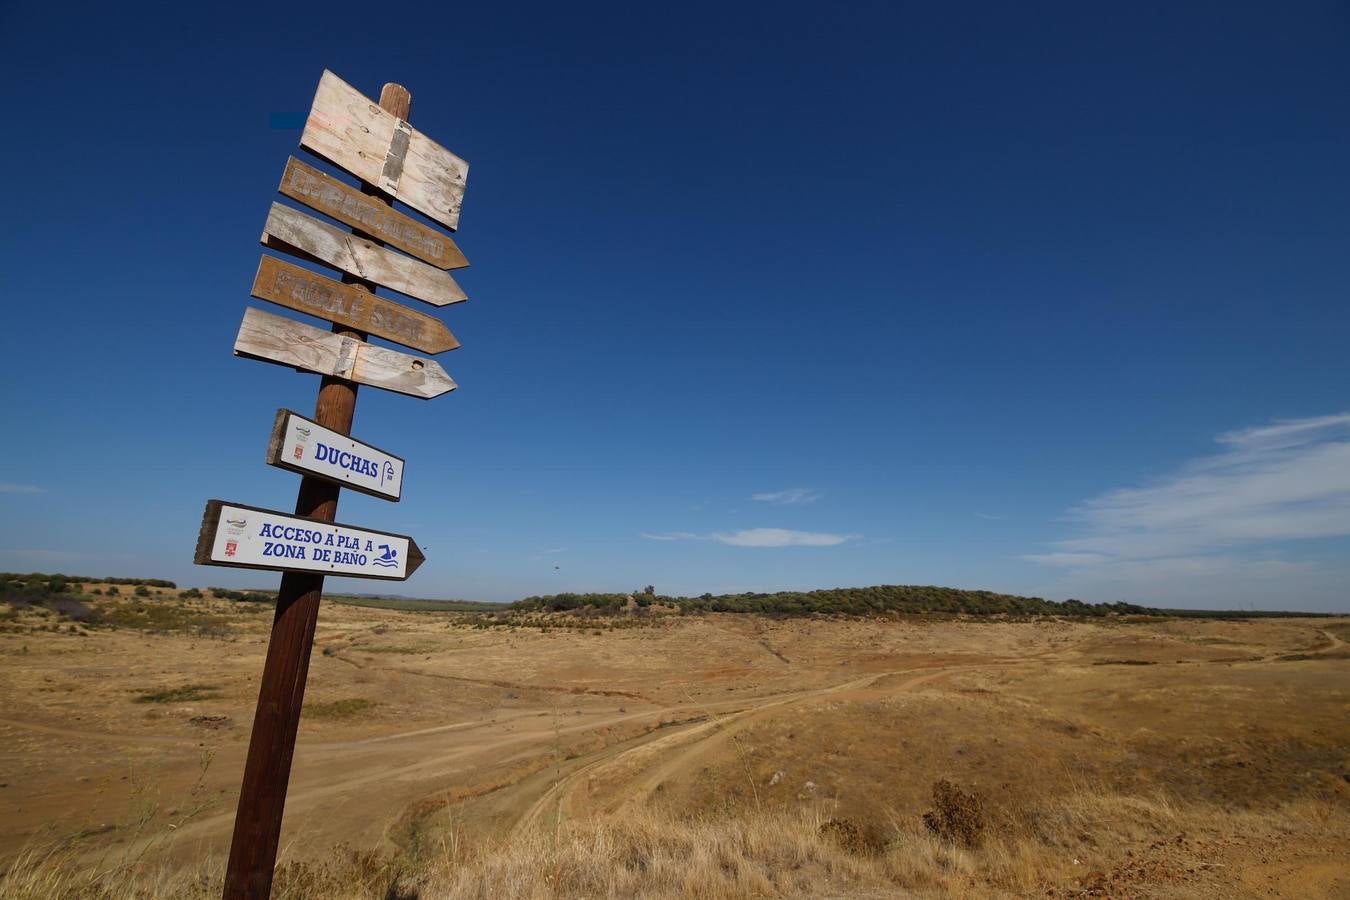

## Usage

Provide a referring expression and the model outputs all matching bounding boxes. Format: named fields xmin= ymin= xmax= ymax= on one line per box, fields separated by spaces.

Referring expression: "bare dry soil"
xmin=1 ymin=591 xmax=1346 ymax=897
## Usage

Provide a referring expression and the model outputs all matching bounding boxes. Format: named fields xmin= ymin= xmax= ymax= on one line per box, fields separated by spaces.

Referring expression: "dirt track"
xmin=2 ymin=600 xmax=1348 ymax=896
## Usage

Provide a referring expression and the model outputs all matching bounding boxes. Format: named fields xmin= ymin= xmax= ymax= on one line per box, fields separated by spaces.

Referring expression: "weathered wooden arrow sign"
xmin=195 ymin=500 xmax=424 ymax=580
xmin=302 ymin=70 xmax=469 ymax=231
xmin=262 ymin=203 xmax=467 ymax=307
xmin=234 ymin=307 xmax=457 ymax=399
xmin=279 ymin=157 xmax=468 ymax=270
xmin=250 ymin=256 xmax=460 ymax=354
xmin=266 ymin=409 xmax=405 ymax=501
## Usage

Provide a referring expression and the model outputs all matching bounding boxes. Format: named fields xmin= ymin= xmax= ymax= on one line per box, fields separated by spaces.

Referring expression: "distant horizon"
xmin=11 ymin=569 xmax=1342 ymax=615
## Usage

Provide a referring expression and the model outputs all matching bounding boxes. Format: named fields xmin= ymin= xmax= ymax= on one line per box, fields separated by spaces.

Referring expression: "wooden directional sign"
xmin=279 ymin=157 xmax=467 ymax=269
xmin=219 ymin=77 xmax=461 ymax=900
xmin=234 ymin=307 xmax=457 ymax=399
xmin=302 ymin=70 xmax=469 ymax=231
xmin=195 ymin=500 xmax=424 ymax=581
xmin=262 ymin=203 xmax=467 ymax=306
xmin=266 ymin=409 xmax=405 ymax=501
xmin=250 ymin=256 xmax=460 ymax=354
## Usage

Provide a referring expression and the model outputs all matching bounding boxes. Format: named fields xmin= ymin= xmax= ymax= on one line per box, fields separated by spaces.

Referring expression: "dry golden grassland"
xmin=0 ymin=587 xmax=1346 ymax=898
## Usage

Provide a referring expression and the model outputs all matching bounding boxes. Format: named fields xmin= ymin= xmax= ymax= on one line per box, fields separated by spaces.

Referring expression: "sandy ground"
xmin=0 ymin=594 xmax=1347 ymax=896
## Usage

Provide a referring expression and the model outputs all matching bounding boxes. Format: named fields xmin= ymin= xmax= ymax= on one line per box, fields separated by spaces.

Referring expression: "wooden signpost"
xmin=234 ymin=307 xmax=457 ymax=399
xmin=278 ymin=157 xmax=467 ymax=269
xmin=261 ymin=202 xmax=468 ymax=306
xmin=301 ymin=70 xmax=469 ymax=230
xmin=195 ymin=72 xmax=474 ymax=899
xmin=250 ymin=256 xmax=461 ymax=352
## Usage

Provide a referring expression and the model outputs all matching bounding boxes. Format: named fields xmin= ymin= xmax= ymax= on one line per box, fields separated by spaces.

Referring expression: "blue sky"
xmin=0 ymin=2 xmax=1346 ymax=610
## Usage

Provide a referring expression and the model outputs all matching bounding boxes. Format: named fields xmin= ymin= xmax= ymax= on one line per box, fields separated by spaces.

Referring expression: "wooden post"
xmin=222 ymin=82 xmax=412 ymax=900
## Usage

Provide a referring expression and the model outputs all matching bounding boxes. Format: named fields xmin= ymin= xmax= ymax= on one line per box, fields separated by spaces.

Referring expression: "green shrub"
xmin=133 ymin=684 xmax=220 ymax=704
xmin=511 ymin=586 xmax=1162 ymax=619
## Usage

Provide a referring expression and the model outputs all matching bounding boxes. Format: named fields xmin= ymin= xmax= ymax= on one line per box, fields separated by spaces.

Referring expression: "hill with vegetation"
xmin=2 ymin=572 xmax=1334 ymax=620
xmin=513 ymin=585 xmax=1157 ymax=617
xmin=512 ymin=586 xmax=1336 ymax=619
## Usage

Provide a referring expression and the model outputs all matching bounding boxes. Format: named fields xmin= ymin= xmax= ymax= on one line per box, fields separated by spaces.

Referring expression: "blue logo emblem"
xmin=373 ymin=544 xmax=399 ymax=568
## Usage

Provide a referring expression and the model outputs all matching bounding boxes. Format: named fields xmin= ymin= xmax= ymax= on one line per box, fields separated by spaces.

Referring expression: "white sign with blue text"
xmin=266 ymin=409 xmax=404 ymax=501
xmin=195 ymin=500 xmax=423 ymax=581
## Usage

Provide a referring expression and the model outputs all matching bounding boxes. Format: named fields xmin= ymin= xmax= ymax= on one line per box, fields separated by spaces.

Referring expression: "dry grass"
xmin=131 ymin=683 xmax=221 ymax=704
xmin=3 ymin=607 xmax=1347 ymax=898
xmin=304 ymin=698 xmax=379 ymax=720
xmin=0 ymin=751 xmax=220 ymax=900
xmin=3 ymin=790 xmax=1345 ymax=899
xmin=406 ymin=794 xmax=1347 ymax=898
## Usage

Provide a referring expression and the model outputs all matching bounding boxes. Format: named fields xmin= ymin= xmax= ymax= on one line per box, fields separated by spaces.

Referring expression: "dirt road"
xmin=3 ymin=600 xmax=1347 ymax=897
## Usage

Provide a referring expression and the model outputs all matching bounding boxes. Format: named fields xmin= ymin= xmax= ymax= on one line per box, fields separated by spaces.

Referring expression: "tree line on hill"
xmin=511 ymin=585 xmax=1162 ymax=617
xmin=0 ymin=572 xmax=177 ymax=596
xmin=2 ymin=572 xmax=1332 ymax=619
xmin=0 ymin=573 xmax=275 ymax=605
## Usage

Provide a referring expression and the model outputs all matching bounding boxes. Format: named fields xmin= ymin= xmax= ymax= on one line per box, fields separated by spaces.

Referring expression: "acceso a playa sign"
xmin=195 ymin=501 xmax=423 ymax=581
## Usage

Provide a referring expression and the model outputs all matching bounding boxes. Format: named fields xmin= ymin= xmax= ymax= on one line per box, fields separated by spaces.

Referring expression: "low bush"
xmin=922 ymin=779 xmax=986 ymax=847
xmin=133 ymin=684 xmax=221 ymax=704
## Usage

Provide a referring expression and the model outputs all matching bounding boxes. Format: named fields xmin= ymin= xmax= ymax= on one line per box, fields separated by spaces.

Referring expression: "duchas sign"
xmin=266 ymin=409 xmax=404 ymax=501
xmin=195 ymin=500 xmax=424 ymax=581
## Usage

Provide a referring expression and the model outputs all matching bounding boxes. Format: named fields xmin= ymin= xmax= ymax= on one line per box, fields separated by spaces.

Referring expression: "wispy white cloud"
xmin=751 ymin=488 xmax=820 ymax=505
xmin=1215 ymin=412 xmax=1350 ymax=450
xmin=641 ymin=531 xmax=701 ymax=542
xmin=1023 ymin=412 xmax=1350 ymax=609
xmin=715 ymin=528 xmax=855 ymax=547
xmin=0 ymin=483 xmax=45 ymax=494
xmin=643 ymin=528 xmax=857 ymax=547
xmin=1026 ymin=412 xmax=1350 ymax=563
xmin=1022 ymin=552 xmax=1108 ymax=567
